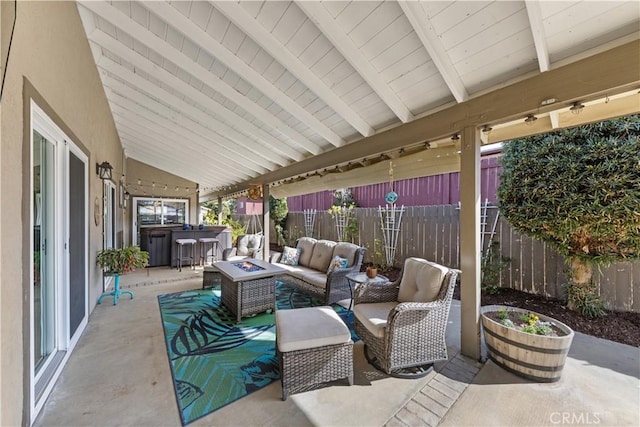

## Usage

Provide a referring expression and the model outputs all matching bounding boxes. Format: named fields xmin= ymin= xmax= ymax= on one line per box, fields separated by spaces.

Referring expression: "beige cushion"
xmin=296 ymin=237 xmax=317 ymax=267
xmin=282 ymin=265 xmax=313 ymax=280
xmin=332 ymin=242 xmax=359 ymax=267
xmin=397 ymin=258 xmax=449 ymax=303
xmin=236 ymin=235 xmax=251 ymax=256
xmin=308 ymin=240 xmax=337 ymax=272
xmin=247 ymin=234 xmax=262 ymax=249
xmin=353 ymin=302 xmax=398 ymax=339
xmin=276 ymin=306 xmax=351 ymax=352
xmin=298 ymin=271 xmax=328 ymax=289
xmin=276 ymin=263 xmax=304 ymax=275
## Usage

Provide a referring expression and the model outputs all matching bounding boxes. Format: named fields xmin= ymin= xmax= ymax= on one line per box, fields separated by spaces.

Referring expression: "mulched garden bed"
xmin=377 ymin=264 xmax=640 ymax=347
xmin=477 ymin=287 xmax=640 ymax=347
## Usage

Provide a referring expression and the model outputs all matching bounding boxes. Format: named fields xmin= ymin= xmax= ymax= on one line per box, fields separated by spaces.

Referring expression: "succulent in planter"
xmin=481 ymin=305 xmax=574 ymax=382
xmin=96 ymin=246 xmax=149 ymax=276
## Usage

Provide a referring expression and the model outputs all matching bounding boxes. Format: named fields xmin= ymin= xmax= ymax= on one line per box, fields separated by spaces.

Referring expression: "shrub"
xmin=498 ymin=114 xmax=640 ymax=316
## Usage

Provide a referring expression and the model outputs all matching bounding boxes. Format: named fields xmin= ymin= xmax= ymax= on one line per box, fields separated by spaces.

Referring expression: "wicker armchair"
xmin=222 ymin=233 xmax=263 ymax=261
xmin=353 ymin=257 xmax=460 ymax=378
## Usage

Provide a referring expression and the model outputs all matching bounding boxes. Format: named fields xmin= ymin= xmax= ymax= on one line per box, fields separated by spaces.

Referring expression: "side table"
xmin=345 ymin=272 xmax=390 ymax=314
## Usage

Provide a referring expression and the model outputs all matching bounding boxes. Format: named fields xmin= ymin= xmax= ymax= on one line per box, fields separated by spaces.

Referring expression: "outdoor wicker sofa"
xmin=353 ymin=257 xmax=460 ymax=378
xmin=272 ymin=237 xmax=365 ymax=305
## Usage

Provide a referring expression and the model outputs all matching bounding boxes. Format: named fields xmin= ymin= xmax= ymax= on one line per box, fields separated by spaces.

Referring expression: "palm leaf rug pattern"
xmin=158 ymin=282 xmax=354 ymax=425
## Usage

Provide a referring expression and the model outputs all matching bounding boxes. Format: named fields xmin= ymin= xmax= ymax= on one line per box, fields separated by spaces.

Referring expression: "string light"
xmin=524 ymin=114 xmax=538 ymax=126
xmin=569 ymin=102 xmax=584 ymax=115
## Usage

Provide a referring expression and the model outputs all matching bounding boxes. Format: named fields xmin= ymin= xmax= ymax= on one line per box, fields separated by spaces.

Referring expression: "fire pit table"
xmin=215 ymin=259 xmax=286 ymax=322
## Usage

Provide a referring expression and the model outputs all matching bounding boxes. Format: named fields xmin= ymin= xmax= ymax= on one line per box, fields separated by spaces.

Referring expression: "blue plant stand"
xmin=97 ymin=274 xmax=134 ymax=305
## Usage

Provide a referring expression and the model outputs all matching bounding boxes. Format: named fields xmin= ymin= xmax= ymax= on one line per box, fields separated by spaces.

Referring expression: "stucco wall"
xmin=0 ymin=2 xmax=122 ymax=425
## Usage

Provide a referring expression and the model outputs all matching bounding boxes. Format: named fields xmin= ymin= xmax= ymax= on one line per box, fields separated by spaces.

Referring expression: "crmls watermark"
xmin=550 ymin=412 xmax=601 ymax=425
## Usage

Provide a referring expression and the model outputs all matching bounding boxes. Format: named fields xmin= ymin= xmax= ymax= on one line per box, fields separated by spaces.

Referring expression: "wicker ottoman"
xmin=276 ymin=306 xmax=353 ymax=401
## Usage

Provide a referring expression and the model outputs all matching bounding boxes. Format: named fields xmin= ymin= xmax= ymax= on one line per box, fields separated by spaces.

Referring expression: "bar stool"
xmin=175 ymin=238 xmax=197 ymax=271
xmin=199 ymin=237 xmax=219 ymax=266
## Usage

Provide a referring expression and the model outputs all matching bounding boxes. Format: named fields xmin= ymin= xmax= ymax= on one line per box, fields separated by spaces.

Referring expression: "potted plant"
xmin=481 ymin=305 xmax=574 ymax=382
xmin=96 ymin=246 xmax=149 ymax=305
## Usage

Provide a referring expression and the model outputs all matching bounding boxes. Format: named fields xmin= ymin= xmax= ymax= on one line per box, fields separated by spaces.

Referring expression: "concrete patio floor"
xmin=34 ymin=267 xmax=639 ymax=426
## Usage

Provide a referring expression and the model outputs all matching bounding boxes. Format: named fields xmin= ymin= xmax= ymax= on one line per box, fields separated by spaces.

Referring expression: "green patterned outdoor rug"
xmin=158 ymin=282 xmax=355 ymax=425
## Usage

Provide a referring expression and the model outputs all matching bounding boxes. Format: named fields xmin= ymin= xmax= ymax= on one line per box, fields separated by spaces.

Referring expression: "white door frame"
xmin=29 ymin=100 xmax=89 ymax=424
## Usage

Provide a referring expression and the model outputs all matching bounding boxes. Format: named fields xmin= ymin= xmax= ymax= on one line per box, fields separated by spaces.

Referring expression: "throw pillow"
xmin=327 ymin=255 xmax=348 ymax=273
xmin=280 ymin=246 xmax=301 ymax=266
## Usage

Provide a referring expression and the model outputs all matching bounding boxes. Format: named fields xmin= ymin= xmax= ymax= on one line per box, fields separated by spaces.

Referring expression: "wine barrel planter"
xmin=481 ymin=305 xmax=574 ymax=382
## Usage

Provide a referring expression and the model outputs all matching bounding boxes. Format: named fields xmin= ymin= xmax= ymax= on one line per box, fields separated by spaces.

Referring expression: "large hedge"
xmin=497 ymin=114 xmax=640 ymax=313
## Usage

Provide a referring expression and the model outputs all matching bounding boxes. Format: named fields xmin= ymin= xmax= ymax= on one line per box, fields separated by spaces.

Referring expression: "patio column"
xmin=217 ymin=197 xmax=223 ymax=225
xmin=459 ymin=125 xmax=482 ymax=360
xmin=262 ymin=185 xmax=270 ymax=262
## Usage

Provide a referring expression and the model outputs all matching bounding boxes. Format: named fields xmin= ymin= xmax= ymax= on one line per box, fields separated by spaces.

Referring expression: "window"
xmin=131 ymin=197 xmax=189 ymax=245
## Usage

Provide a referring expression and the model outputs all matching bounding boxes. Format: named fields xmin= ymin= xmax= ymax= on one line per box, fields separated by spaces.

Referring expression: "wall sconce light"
xmin=524 ymin=115 xmax=537 ymax=126
xmin=96 ymin=161 xmax=113 ymax=180
xmin=124 ymin=190 xmax=130 ymax=201
xmin=570 ymin=102 xmax=585 ymax=115
xmin=482 ymin=125 xmax=493 ymax=135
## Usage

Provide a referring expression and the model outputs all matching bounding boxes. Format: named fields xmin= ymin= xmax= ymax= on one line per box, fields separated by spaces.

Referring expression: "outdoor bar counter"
xmin=140 ymin=225 xmax=231 ymax=267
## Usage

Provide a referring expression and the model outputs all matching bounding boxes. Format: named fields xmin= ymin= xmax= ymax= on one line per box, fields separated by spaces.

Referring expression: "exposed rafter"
xmin=146 ymin=1 xmax=344 ymax=148
xmin=80 ymin=1 xmax=321 ymax=155
xmin=88 ymin=30 xmax=310 ymax=164
xmin=103 ymin=76 xmax=281 ymax=170
xmin=211 ymin=40 xmax=640 ymax=198
xmin=398 ymin=1 xmax=469 ymax=103
xmin=106 ymin=93 xmax=264 ymax=176
xmin=116 ymin=125 xmax=242 ymax=183
xmin=96 ymin=56 xmax=301 ymax=163
xmin=296 ymin=1 xmax=414 ymax=123
xmin=212 ymin=1 xmax=375 ymax=137
xmin=525 ymin=0 xmax=550 ymax=72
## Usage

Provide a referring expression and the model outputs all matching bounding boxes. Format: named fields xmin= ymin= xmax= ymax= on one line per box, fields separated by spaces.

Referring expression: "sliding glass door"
xmin=31 ymin=101 xmax=88 ymax=422
xmin=32 ymin=130 xmax=56 ymax=379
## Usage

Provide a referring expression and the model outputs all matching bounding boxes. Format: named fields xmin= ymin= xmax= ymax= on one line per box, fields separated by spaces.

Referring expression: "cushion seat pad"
xmin=353 ymin=302 xmax=398 ymax=338
xmin=278 ymin=265 xmax=327 ymax=289
xmin=276 ymin=306 xmax=351 ymax=352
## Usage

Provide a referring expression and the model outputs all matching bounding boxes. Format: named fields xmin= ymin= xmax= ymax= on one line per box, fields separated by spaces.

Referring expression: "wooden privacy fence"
xmin=234 ymin=205 xmax=639 ymax=313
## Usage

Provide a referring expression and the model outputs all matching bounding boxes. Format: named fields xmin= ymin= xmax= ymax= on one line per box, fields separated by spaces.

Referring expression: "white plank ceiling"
xmin=77 ymin=1 xmax=640 ymax=196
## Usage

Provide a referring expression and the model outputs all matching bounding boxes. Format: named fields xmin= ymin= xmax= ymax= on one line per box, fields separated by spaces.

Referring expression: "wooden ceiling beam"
xmin=297 ymin=1 xmax=414 ymax=123
xmin=399 ymin=1 xmax=469 ymax=103
xmin=89 ymin=30 xmax=306 ymax=162
xmin=97 ymin=56 xmax=298 ymax=164
xmin=525 ymin=0 xmax=551 ymax=72
xmin=209 ymin=40 xmax=640 ymax=198
xmin=213 ymin=1 xmax=375 ymax=137
xmin=80 ymin=1 xmax=321 ymax=155
xmin=147 ymin=1 xmax=344 ymax=148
